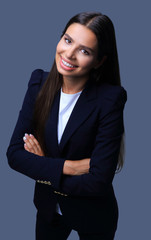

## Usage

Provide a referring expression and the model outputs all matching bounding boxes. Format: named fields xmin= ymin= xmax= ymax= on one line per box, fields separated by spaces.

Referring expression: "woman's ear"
xmin=94 ymin=55 xmax=107 ymax=69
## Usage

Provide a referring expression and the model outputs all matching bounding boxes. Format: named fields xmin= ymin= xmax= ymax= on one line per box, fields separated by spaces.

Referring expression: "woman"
xmin=7 ymin=11 xmax=127 ymax=240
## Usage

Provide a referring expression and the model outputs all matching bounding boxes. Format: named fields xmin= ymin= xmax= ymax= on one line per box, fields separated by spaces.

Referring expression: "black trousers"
xmin=36 ymin=212 xmax=116 ymax=240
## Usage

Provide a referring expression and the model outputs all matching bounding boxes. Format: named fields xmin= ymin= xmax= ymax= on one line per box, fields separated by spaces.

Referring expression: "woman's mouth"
xmin=60 ymin=56 xmax=78 ymax=71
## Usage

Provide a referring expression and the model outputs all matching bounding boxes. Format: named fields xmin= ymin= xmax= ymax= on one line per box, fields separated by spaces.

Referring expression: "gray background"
xmin=1 ymin=0 xmax=150 ymax=239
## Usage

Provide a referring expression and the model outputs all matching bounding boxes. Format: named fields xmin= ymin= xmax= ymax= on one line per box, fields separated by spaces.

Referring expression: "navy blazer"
xmin=7 ymin=69 xmax=127 ymax=233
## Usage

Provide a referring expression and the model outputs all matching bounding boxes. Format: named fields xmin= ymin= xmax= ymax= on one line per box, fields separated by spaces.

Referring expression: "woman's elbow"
xmin=6 ymin=146 xmax=20 ymax=170
xmin=6 ymin=147 xmax=15 ymax=169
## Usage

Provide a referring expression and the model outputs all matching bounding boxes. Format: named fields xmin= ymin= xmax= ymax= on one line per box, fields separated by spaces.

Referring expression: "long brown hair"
xmin=33 ymin=11 xmax=125 ymax=170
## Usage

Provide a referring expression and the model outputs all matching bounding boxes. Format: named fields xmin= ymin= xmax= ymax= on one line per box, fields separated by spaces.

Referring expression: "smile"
xmin=62 ymin=59 xmax=76 ymax=68
xmin=61 ymin=56 xmax=78 ymax=69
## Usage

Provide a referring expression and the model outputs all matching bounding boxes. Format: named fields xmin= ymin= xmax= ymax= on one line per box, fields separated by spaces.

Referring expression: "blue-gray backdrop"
xmin=1 ymin=0 xmax=150 ymax=239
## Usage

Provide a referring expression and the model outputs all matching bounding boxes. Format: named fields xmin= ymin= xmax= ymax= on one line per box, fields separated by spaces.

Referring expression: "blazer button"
xmin=36 ymin=180 xmax=51 ymax=185
xmin=54 ymin=190 xmax=68 ymax=197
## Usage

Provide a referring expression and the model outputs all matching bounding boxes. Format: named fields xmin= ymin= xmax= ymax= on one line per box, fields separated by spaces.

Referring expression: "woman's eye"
xmin=81 ymin=49 xmax=89 ymax=55
xmin=65 ymin=38 xmax=71 ymax=44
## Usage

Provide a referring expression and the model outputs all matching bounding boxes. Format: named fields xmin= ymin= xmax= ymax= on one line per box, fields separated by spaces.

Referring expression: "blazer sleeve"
xmin=6 ymin=69 xmax=66 ymax=189
xmin=58 ymin=87 xmax=127 ymax=196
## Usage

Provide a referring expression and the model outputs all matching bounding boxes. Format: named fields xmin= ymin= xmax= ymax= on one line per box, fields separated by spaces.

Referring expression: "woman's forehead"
xmin=65 ymin=23 xmax=98 ymax=50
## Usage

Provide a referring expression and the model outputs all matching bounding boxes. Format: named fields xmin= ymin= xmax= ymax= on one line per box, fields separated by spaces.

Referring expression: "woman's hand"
xmin=63 ymin=158 xmax=90 ymax=176
xmin=23 ymin=134 xmax=44 ymax=156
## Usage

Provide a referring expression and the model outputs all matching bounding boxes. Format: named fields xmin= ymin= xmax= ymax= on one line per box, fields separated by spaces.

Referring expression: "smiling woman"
xmin=55 ymin=23 xmax=102 ymax=92
xmin=7 ymin=11 xmax=127 ymax=240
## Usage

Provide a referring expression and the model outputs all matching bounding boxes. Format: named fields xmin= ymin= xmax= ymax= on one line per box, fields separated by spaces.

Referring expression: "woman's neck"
xmin=62 ymin=77 xmax=88 ymax=94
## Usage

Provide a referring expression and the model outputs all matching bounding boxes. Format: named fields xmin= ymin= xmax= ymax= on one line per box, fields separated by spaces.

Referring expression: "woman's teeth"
xmin=62 ymin=59 xmax=76 ymax=68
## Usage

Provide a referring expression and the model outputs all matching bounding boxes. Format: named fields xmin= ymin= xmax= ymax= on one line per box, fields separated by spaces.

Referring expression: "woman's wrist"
xmin=63 ymin=159 xmax=90 ymax=176
xmin=63 ymin=160 xmax=75 ymax=175
xmin=73 ymin=159 xmax=90 ymax=175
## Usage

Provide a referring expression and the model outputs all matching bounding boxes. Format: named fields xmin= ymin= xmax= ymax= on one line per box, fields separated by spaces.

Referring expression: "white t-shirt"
xmin=56 ymin=88 xmax=82 ymax=215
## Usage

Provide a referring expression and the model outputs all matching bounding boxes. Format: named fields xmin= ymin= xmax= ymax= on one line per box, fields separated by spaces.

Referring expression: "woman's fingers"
xmin=29 ymin=135 xmax=44 ymax=156
xmin=23 ymin=134 xmax=44 ymax=156
xmin=24 ymin=134 xmax=36 ymax=152
xmin=24 ymin=142 xmax=34 ymax=153
xmin=24 ymin=134 xmax=38 ymax=154
xmin=29 ymin=134 xmax=42 ymax=152
xmin=23 ymin=134 xmax=36 ymax=153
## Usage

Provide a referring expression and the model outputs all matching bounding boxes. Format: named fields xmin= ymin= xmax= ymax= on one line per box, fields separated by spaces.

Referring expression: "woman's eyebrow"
xmin=64 ymin=33 xmax=94 ymax=53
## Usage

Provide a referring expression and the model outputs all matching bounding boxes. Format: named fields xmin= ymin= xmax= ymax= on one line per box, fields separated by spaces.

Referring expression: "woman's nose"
xmin=65 ymin=47 xmax=76 ymax=59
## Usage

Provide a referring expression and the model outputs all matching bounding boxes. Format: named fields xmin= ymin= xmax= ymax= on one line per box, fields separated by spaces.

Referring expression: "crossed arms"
xmin=23 ymin=133 xmax=90 ymax=176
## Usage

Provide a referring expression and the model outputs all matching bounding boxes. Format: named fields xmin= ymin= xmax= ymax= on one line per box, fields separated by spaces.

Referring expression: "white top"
xmin=57 ymin=88 xmax=82 ymax=144
xmin=56 ymin=88 xmax=82 ymax=215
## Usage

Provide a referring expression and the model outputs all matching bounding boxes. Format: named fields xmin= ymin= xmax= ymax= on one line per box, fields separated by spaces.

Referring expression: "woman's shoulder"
xmin=28 ymin=69 xmax=49 ymax=88
xmin=26 ymin=69 xmax=49 ymax=101
xmin=96 ymin=83 xmax=127 ymax=108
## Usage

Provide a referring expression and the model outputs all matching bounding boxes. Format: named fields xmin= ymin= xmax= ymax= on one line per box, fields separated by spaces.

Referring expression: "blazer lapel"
xmin=59 ymin=80 xmax=97 ymax=153
xmin=45 ymin=79 xmax=97 ymax=156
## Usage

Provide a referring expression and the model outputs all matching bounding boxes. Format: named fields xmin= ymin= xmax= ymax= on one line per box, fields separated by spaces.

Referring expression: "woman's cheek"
xmin=57 ymin=43 xmax=68 ymax=55
xmin=56 ymin=42 xmax=61 ymax=54
xmin=80 ymin=58 xmax=95 ymax=69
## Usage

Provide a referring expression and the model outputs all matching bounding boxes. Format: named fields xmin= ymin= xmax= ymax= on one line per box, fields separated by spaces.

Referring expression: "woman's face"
xmin=55 ymin=23 xmax=101 ymax=83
